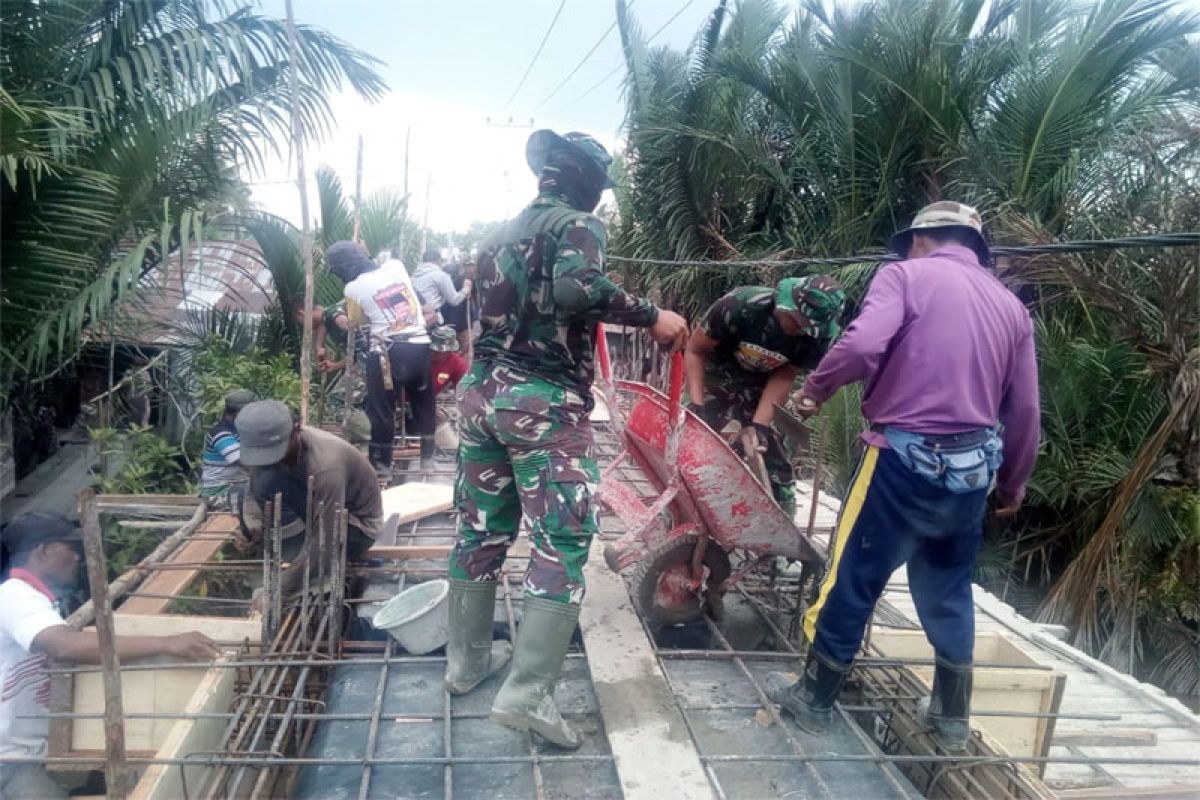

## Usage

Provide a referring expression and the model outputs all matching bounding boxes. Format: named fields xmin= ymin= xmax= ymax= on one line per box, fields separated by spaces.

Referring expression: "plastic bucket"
xmin=371 ymin=579 xmax=450 ymax=654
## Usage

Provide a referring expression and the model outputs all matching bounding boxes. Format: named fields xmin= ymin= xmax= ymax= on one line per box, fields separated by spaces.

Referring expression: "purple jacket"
xmin=802 ymin=245 xmax=1039 ymax=506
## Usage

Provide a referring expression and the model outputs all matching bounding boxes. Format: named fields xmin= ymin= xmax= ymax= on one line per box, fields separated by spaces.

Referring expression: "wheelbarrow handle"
xmin=667 ymin=350 xmax=685 ymax=425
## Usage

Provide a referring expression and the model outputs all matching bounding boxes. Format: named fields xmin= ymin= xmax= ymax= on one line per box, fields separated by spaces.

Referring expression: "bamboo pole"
xmin=284 ymin=0 xmax=315 ymax=423
xmin=66 ymin=503 xmax=206 ymax=629
xmin=343 ymin=136 xmax=363 ymax=434
xmin=78 ymin=489 xmax=132 ymax=799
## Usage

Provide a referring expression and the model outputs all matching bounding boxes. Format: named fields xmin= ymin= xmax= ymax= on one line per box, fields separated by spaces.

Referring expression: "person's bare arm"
xmin=32 ymin=626 xmax=220 ymax=664
xmin=752 ymin=365 xmax=800 ymax=425
xmin=685 ymin=329 xmax=719 ymax=406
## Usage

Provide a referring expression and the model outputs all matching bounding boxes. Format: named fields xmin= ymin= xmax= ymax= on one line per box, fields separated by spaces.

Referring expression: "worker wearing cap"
xmin=685 ymin=276 xmax=847 ymax=518
xmin=325 ymin=241 xmax=436 ymax=478
xmin=235 ymin=401 xmax=385 ymax=606
xmin=766 ymin=202 xmax=1040 ymax=752
xmin=444 ymin=130 xmax=688 ymax=749
xmin=0 ymin=514 xmax=219 ymax=798
xmin=198 ymin=389 xmax=257 ymax=512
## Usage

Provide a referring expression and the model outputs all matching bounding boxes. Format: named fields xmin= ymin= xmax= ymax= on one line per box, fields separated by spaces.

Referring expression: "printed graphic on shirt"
xmin=2 ymin=653 xmax=49 ymax=705
xmin=734 ymin=341 xmax=789 ymax=373
xmin=373 ymin=283 xmax=421 ymax=335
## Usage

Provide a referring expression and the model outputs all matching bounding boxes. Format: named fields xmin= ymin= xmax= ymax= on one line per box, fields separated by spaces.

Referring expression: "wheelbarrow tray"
xmin=615 ymin=379 xmax=823 ymax=564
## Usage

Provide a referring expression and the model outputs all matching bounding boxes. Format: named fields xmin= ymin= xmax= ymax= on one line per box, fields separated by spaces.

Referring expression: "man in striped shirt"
xmin=198 ymin=390 xmax=257 ymax=511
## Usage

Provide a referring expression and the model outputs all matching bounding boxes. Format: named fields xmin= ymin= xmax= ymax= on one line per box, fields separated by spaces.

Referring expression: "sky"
xmin=250 ymin=1 xmax=717 ymax=234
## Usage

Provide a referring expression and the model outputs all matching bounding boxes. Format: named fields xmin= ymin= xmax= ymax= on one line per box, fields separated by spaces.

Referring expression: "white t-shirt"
xmin=0 ymin=575 xmax=65 ymax=764
xmin=343 ymin=259 xmax=430 ymax=349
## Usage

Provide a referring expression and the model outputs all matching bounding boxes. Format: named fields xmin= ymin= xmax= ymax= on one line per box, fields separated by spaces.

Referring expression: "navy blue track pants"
xmin=803 ymin=444 xmax=988 ymax=667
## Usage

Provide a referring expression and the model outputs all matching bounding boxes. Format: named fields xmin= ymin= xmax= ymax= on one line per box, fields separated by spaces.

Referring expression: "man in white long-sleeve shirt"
xmin=411 ymin=249 xmax=472 ymax=317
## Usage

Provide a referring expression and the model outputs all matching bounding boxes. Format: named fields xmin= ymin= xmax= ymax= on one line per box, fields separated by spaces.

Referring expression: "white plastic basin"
xmin=371 ymin=579 xmax=450 ymax=654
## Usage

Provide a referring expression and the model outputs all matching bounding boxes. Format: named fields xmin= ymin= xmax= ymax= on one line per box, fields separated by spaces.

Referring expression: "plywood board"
xmin=118 ymin=514 xmax=239 ymax=615
xmin=380 ymin=482 xmax=453 ymax=526
xmin=871 ymin=628 xmax=1062 ymax=760
xmin=128 ymin=663 xmax=236 ymax=800
xmin=580 ymin=538 xmax=714 ymax=800
xmin=71 ymin=615 xmax=257 ymax=754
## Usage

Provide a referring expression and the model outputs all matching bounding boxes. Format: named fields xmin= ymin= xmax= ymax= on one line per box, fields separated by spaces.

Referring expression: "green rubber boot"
xmin=489 ymin=597 xmax=582 ymax=749
xmin=444 ymin=580 xmax=512 ymax=695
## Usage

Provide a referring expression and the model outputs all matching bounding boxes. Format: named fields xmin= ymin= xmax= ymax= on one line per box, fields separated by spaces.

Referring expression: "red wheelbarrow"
xmin=594 ymin=327 xmax=824 ymax=626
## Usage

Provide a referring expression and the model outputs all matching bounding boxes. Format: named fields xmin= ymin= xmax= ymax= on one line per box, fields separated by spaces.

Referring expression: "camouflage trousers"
xmin=449 ymin=364 xmax=599 ymax=605
xmin=701 ymin=375 xmax=797 ymax=519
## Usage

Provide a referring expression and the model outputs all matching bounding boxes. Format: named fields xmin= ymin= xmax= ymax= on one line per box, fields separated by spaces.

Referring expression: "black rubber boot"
xmin=918 ymin=656 xmax=973 ymax=752
xmin=765 ymin=648 xmax=850 ymax=734
xmin=419 ymin=435 xmax=436 ymax=475
xmin=368 ymin=443 xmax=392 ymax=480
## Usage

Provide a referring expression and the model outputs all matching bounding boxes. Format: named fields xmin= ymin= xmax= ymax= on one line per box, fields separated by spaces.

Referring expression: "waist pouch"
xmin=883 ymin=426 xmax=1003 ymax=494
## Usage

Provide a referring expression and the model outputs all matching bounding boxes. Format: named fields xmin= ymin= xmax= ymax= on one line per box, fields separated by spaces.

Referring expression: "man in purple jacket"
xmin=766 ymin=202 xmax=1040 ymax=751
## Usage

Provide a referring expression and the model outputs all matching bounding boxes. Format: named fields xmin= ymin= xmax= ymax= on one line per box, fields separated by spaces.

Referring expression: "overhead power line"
xmin=561 ymin=0 xmax=698 ymax=111
xmin=607 ymin=233 xmax=1200 ymax=272
xmin=502 ymin=0 xmax=568 ymax=112
xmin=531 ymin=1 xmax=637 ymax=114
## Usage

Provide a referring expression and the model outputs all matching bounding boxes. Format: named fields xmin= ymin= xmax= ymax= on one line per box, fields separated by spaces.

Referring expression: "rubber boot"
xmin=765 ymin=648 xmax=850 ymax=735
xmin=490 ymin=597 xmax=582 ymax=749
xmin=444 ymin=580 xmax=512 ymax=695
xmin=419 ymin=435 xmax=436 ymax=475
xmin=918 ymin=657 xmax=973 ymax=752
xmin=369 ymin=443 xmax=393 ymax=480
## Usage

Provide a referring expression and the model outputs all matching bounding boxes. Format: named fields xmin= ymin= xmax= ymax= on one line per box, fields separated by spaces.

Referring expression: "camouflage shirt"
xmin=701 ymin=286 xmax=828 ymax=384
xmin=474 ymin=193 xmax=659 ymax=394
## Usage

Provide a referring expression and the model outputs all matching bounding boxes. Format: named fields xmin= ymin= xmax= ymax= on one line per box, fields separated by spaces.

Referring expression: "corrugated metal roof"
xmin=93 ymin=239 xmax=275 ymax=345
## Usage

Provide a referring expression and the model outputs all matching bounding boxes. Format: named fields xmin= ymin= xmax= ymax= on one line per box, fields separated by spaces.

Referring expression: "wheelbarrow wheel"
xmin=631 ymin=532 xmax=732 ymax=627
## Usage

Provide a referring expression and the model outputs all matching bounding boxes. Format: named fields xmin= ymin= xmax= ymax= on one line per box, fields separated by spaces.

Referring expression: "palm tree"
xmin=0 ymin=0 xmax=387 ymax=400
xmin=612 ymin=0 xmax=1200 ymax=689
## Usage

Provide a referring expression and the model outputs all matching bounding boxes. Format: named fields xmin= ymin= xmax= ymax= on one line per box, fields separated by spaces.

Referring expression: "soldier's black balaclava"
xmin=326 ymin=241 xmax=377 ymax=284
xmin=538 ymin=149 xmax=606 ymax=212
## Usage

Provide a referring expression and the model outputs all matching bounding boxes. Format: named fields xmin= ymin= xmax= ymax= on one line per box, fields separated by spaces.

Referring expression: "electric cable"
xmin=606 ymin=233 xmax=1200 ymax=272
xmin=530 ymin=2 xmax=637 ymax=114
xmin=502 ymin=0 xmax=569 ymax=111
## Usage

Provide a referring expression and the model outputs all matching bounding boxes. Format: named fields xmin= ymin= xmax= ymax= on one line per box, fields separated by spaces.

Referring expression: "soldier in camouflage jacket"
xmin=684 ymin=276 xmax=846 ymax=517
xmin=443 ymin=130 xmax=687 ymax=749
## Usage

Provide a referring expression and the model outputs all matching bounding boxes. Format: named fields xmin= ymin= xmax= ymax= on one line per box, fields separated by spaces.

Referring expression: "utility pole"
xmin=285 ymin=0 xmax=315 ymax=423
xmin=420 ymin=174 xmax=432 ymax=255
xmin=398 ymin=126 xmax=411 ymax=261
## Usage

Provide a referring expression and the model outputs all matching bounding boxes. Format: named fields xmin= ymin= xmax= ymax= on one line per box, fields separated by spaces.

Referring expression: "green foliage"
xmin=613 ymin=0 xmax=1200 ymax=694
xmin=1 ymin=0 xmax=386 ymax=400
xmin=90 ymin=425 xmax=192 ymax=495
xmin=193 ymin=338 xmax=303 ymax=420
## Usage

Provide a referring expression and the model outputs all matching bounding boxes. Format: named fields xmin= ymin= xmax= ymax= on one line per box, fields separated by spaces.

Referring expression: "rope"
xmin=607 ymin=232 xmax=1200 ymax=272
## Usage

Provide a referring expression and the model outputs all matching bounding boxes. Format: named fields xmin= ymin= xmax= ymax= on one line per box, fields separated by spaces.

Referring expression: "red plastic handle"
xmin=596 ymin=322 xmax=612 ymax=382
xmin=667 ymin=350 xmax=684 ymax=422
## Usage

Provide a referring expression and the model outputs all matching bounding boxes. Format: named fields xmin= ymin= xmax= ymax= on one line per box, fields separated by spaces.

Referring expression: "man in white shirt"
xmin=0 ymin=513 xmax=219 ymax=799
xmin=327 ymin=241 xmax=437 ymax=478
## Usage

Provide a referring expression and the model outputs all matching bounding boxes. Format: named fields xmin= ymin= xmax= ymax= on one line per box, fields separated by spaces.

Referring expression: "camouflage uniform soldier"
xmin=444 ymin=130 xmax=688 ymax=749
xmin=684 ymin=277 xmax=846 ymax=518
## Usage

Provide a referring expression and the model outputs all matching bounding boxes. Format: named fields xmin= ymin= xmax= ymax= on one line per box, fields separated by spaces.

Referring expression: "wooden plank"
xmin=1053 ymin=729 xmax=1159 ymax=747
xmin=71 ymin=615 xmax=258 ymax=754
xmin=1056 ymin=784 xmax=1200 ymax=798
xmin=380 ymin=482 xmax=454 ymax=526
xmin=97 ymin=493 xmax=199 ymax=506
xmin=117 ymin=515 xmax=238 ymax=615
xmin=366 ymin=544 xmax=454 ymax=560
xmin=579 ymin=538 xmax=714 ymax=800
xmin=128 ymin=665 xmax=236 ymax=800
